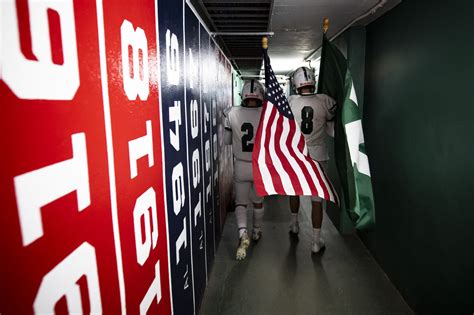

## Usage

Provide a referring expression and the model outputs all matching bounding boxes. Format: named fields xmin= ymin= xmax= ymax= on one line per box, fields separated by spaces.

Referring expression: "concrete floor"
xmin=199 ymin=195 xmax=413 ymax=315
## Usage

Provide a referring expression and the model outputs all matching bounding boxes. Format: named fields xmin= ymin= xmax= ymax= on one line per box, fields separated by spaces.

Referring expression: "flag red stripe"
xmin=306 ymin=157 xmax=330 ymax=200
xmin=273 ymin=114 xmax=303 ymax=194
xmin=297 ymin=135 xmax=305 ymax=153
xmin=263 ymin=105 xmax=284 ymax=193
xmin=293 ymin=122 xmax=332 ymax=200
xmin=285 ymin=120 xmax=319 ymax=194
xmin=295 ymin=121 xmax=330 ymax=197
xmin=317 ymin=162 xmax=338 ymax=203
xmin=252 ymin=151 xmax=266 ymax=195
xmin=252 ymin=102 xmax=266 ymax=195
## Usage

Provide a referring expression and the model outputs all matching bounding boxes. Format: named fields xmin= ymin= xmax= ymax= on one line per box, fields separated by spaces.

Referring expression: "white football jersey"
xmin=289 ymin=94 xmax=336 ymax=161
xmin=224 ymin=106 xmax=263 ymax=162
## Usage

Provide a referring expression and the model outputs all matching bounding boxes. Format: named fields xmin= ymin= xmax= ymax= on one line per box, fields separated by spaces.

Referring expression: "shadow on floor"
xmin=199 ymin=195 xmax=413 ymax=315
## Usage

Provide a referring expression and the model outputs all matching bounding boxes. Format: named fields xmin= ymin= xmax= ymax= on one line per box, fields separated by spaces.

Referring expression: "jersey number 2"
xmin=301 ymin=106 xmax=313 ymax=134
xmin=241 ymin=123 xmax=254 ymax=152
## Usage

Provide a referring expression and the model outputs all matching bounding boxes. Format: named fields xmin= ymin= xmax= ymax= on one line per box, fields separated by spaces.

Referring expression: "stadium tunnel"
xmin=0 ymin=0 xmax=472 ymax=314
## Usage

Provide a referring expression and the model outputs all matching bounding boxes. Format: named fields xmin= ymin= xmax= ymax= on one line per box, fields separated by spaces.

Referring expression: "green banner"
xmin=318 ymin=34 xmax=375 ymax=230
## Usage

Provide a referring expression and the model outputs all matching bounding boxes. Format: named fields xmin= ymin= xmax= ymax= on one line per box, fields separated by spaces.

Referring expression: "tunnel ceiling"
xmin=193 ymin=0 xmax=272 ymax=76
xmin=192 ymin=0 xmax=401 ymax=77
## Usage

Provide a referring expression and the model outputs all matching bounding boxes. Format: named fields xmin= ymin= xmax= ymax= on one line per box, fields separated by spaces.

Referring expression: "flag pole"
xmin=318 ymin=19 xmax=329 ymax=94
xmin=262 ymin=37 xmax=269 ymax=83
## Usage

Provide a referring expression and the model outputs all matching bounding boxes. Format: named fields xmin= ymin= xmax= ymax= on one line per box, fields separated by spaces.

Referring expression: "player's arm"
xmin=324 ymin=95 xmax=337 ymax=137
xmin=223 ymin=107 xmax=232 ymax=145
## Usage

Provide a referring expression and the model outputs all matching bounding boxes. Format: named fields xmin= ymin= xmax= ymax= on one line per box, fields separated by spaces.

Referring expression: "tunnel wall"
xmin=361 ymin=0 xmax=474 ymax=312
xmin=233 ymin=71 xmax=243 ymax=107
xmin=0 ymin=0 xmax=233 ymax=314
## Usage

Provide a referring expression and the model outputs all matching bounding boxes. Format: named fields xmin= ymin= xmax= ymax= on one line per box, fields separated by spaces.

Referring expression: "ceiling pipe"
xmin=186 ymin=0 xmax=242 ymax=73
xmin=230 ymin=57 xmax=263 ymax=60
xmin=186 ymin=0 xmax=212 ymax=34
xmin=303 ymin=0 xmax=388 ymax=62
xmin=240 ymin=74 xmax=286 ymax=80
xmin=211 ymin=32 xmax=275 ymax=37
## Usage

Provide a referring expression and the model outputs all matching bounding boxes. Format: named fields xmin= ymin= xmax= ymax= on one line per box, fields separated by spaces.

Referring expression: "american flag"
xmin=252 ymin=49 xmax=339 ymax=204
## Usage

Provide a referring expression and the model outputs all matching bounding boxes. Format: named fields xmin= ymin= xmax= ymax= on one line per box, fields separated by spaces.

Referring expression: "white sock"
xmin=235 ymin=205 xmax=247 ymax=238
xmin=253 ymin=207 xmax=264 ymax=230
xmin=313 ymin=228 xmax=321 ymax=243
xmin=238 ymin=228 xmax=247 ymax=238
xmin=290 ymin=213 xmax=298 ymax=225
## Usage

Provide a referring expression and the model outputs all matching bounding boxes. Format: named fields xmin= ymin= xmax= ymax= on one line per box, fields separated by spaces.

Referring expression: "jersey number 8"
xmin=301 ymin=106 xmax=314 ymax=134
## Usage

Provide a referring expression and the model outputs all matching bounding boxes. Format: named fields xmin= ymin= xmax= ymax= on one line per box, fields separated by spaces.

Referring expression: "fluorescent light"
xmin=266 ymin=57 xmax=307 ymax=75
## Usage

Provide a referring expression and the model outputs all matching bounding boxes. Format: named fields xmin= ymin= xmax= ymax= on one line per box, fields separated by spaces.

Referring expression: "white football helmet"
xmin=241 ymin=79 xmax=264 ymax=102
xmin=293 ymin=67 xmax=315 ymax=91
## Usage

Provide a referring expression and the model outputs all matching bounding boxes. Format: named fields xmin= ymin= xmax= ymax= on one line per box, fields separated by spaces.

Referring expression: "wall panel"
xmin=184 ymin=4 xmax=206 ymax=310
xmin=0 ymin=0 xmax=233 ymax=313
xmin=199 ymin=24 xmax=216 ymax=277
xmin=157 ymin=0 xmax=195 ymax=313
xmin=362 ymin=0 xmax=474 ymax=312
xmin=0 ymin=0 xmax=172 ymax=313
xmin=102 ymin=1 xmax=171 ymax=312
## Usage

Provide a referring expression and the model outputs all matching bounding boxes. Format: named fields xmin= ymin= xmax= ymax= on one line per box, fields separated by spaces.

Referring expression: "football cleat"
xmin=311 ymin=238 xmax=326 ymax=253
xmin=252 ymin=227 xmax=262 ymax=241
xmin=236 ymin=230 xmax=250 ymax=260
xmin=289 ymin=221 xmax=300 ymax=235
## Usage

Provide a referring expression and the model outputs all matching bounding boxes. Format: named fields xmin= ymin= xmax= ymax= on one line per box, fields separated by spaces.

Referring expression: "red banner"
xmin=101 ymin=0 xmax=171 ymax=312
xmin=0 ymin=0 xmax=170 ymax=313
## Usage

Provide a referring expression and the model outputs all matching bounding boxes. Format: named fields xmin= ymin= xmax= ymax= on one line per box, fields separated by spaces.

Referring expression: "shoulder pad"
xmin=222 ymin=106 xmax=232 ymax=117
xmin=320 ymin=93 xmax=335 ymax=103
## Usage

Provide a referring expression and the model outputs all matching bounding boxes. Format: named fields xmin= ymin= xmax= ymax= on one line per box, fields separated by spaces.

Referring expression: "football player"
xmin=288 ymin=66 xmax=336 ymax=253
xmin=224 ymin=80 xmax=265 ymax=260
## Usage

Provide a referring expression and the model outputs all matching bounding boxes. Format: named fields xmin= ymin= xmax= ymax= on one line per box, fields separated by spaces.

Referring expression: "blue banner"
xmin=199 ymin=24 xmax=215 ymax=276
xmin=158 ymin=0 xmax=194 ymax=313
xmin=185 ymin=4 xmax=206 ymax=310
xmin=209 ymin=41 xmax=221 ymax=243
xmin=217 ymin=57 xmax=234 ymax=235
